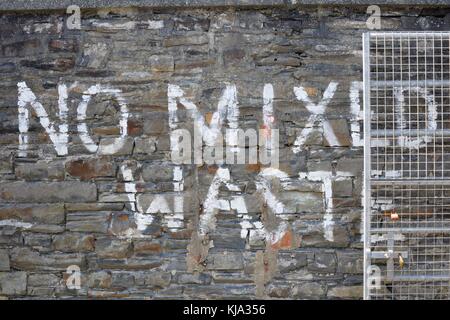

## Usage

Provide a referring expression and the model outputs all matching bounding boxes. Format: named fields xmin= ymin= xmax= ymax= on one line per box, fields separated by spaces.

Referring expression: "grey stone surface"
xmin=292 ymin=282 xmax=326 ymax=298
xmin=0 ymin=249 xmax=9 ymax=271
xmin=0 ymin=0 xmax=448 ymax=12
xmin=0 ymin=204 xmax=65 ymax=224
xmin=1 ymin=4 xmax=444 ymax=300
xmin=0 ymin=272 xmax=27 ymax=295
xmin=0 ymin=182 xmax=97 ymax=203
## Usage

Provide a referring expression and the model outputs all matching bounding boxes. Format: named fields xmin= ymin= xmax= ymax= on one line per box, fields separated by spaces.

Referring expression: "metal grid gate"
xmin=363 ymin=32 xmax=450 ymax=299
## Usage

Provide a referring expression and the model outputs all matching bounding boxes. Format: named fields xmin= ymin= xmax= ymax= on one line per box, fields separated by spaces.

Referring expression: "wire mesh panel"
xmin=363 ymin=32 xmax=450 ymax=300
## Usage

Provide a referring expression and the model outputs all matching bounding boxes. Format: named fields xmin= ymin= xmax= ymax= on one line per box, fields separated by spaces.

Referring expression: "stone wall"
xmin=0 ymin=4 xmax=449 ymax=299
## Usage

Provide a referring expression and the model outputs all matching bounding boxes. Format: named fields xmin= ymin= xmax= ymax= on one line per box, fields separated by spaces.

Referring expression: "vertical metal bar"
xmin=363 ymin=32 xmax=372 ymax=300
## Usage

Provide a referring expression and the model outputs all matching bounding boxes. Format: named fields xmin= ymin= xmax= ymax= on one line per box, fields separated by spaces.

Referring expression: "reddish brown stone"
xmin=92 ymin=126 xmax=121 ymax=136
xmin=270 ymin=230 xmax=296 ymax=250
xmin=169 ymin=229 xmax=192 ymax=239
xmin=133 ymin=241 xmax=162 ymax=254
xmin=66 ymin=157 xmax=115 ymax=181
xmin=127 ymin=119 xmax=143 ymax=136
xmin=246 ymin=163 xmax=261 ymax=173
xmin=48 ymin=39 xmax=78 ymax=52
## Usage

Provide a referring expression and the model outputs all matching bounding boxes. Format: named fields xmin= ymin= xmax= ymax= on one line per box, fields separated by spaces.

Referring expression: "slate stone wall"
xmin=0 ymin=4 xmax=449 ymax=299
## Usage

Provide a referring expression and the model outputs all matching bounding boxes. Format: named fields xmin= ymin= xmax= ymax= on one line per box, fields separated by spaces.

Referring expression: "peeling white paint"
xmin=168 ymin=83 xmax=239 ymax=150
xmin=230 ymin=196 xmax=248 ymax=214
xmin=168 ymin=83 xmax=241 ymax=232
xmin=294 ymin=82 xmax=338 ymax=115
xmin=262 ymin=83 xmax=275 ymax=148
xmin=299 ymin=170 xmax=354 ymax=242
xmin=92 ymin=20 xmax=163 ymax=30
xmin=349 ymin=81 xmax=363 ymax=147
xmin=119 ymin=164 xmax=155 ymax=235
xmin=238 ymin=168 xmax=292 ymax=246
xmin=256 ymin=168 xmax=290 ymax=223
xmin=92 ymin=21 xmax=137 ymax=30
xmin=146 ymin=195 xmax=172 ymax=214
xmin=0 ymin=219 xmax=33 ymax=229
xmin=293 ymin=82 xmax=340 ymax=153
xmin=77 ymin=84 xmax=129 ymax=154
xmin=147 ymin=20 xmax=164 ymax=29
xmin=199 ymin=167 xmax=247 ymax=235
xmin=17 ymin=82 xmax=69 ymax=156
xmin=393 ymin=87 xmax=437 ymax=150
xmin=384 ymin=170 xmax=402 ymax=179
xmin=371 ymin=233 xmax=405 ymax=243
xmin=305 ymin=172 xmax=335 ymax=242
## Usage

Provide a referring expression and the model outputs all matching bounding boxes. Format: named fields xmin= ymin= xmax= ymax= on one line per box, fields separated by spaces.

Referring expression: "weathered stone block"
xmin=66 ymin=212 xmax=111 ymax=234
xmin=48 ymin=39 xmax=78 ymax=52
xmin=0 ymin=272 xmax=27 ymax=295
xmin=256 ymin=55 xmax=302 ymax=67
xmin=279 ymin=191 xmax=324 ymax=213
xmin=297 ymin=222 xmax=350 ymax=248
xmin=81 ymin=42 xmax=109 ymax=68
xmin=149 ymin=55 xmax=174 ymax=72
xmin=28 ymin=273 xmax=60 ymax=287
xmin=0 ymin=156 xmax=12 ymax=174
xmin=88 ymin=271 xmax=112 ymax=289
xmin=65 ymin=203 xmax=124 ymax=212
xmin=93 ymin=257 xmax=162 ymax=270
xmin=0 ymin=249 xmax=9 ymax=271
xmin=52 ymin=233 xmax=95 ymax=252
xmin=135 ymin=271 xmax=171 ymax=288
xmin=15 ymin=160 xmax=64 ymax=181
xmin=278 ymin=252 xmax=308 ymax=273
xmin=141 ymin=164 xmax=173 ymax=182
xmin=337 ymin=251 xmax=363 ymax=274
xmin=223 ymin=48 xmax=246 ymax=66
xmin=111 ymin=272 xmax=135 ymax=289
xmin=95 ymin=238 xmax=131 ymax=259
xmin=143 ymin=113 xmax=169 ymax=135
xmin=163 ymin=34 xmax=208 ymax=47
xmin=134 ymin=137 xmax=157 ymax=154
xmin=267 ymin=284 xmax=291 ymax=298
xmin=336 ymin=157 xmax=363 ymax=176
xmin=24 ymin=234 xmax=52 ymax=247
xmin=327 ymin=285 xmax=363 ymax=299
xmin=10 ymin=247 xmax=85 ymax=271
xmin=98 ymin=193 xmax=131 ymax=202
xmin=21 ymin=57 xmax=75 ymax=71
xmin=308 ymin=252 xmax=337 ymax=273
xmin=133 ymin=241 xmax=162 ymax=254
xmin=0 ymin=182 xmax=97 ymax=203
xmin=0 ymin=204 xmax=64 ymax=224
xmin=332 ymin=178 xmax=353 ymax=198
xmin=208 ymin=252 xmax=244 ymax=270
xmin=176 ymin=272 xmax=212 ymax=285
xmin=1 ymin=39 xmax=42 ymax=57
xmin=66 ymin=157 xmax=115 ymax=180
xmin=292 ymin=282 xmax=326 ymax=298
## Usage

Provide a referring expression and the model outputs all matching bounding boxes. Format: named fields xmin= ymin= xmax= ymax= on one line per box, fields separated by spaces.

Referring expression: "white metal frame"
xmin=363 ymin=31 xmax=450 ymax=300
